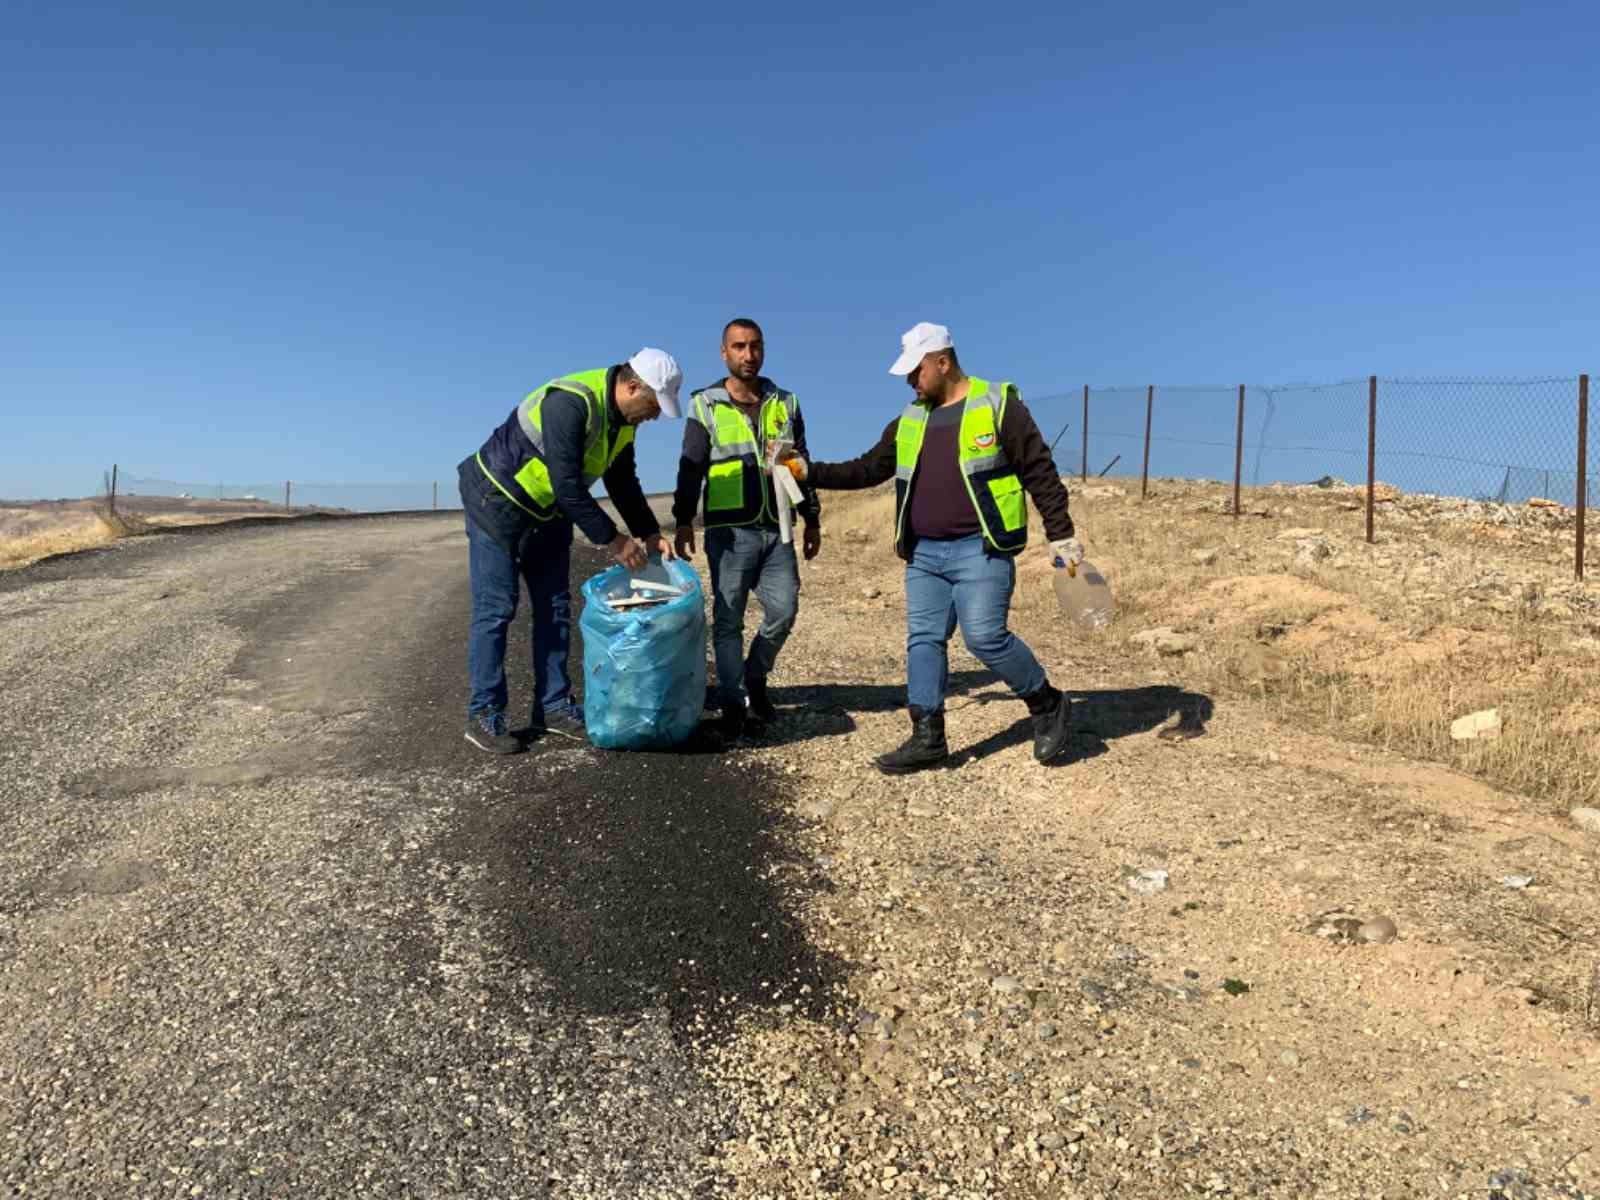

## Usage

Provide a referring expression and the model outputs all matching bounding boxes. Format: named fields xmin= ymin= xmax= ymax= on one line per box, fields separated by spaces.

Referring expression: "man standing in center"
xmin=783 ymin=322 xmax=1082 ymax=774
xmin=673 ymin=318 xmax=820 ymax=738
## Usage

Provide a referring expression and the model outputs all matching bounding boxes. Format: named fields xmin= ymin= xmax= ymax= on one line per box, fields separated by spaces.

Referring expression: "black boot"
xmin=719 ymin=701 xmax=747 ymax=741
xmin=1024 ymin=684 xmax=1072 ymax=764
xmin=875 ymin=707 xmax=949 ymax=775
xmin=744 ymin=671 xmax=777 ymax=725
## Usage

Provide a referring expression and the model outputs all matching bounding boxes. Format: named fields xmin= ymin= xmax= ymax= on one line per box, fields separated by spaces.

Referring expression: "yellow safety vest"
xmin=893 ymin=377 xmax=1027 ymax=556
xmin=691 ymin=383 xmax=800 ymax=528
xmin=476 ymin=368 xmax=636 ymax=520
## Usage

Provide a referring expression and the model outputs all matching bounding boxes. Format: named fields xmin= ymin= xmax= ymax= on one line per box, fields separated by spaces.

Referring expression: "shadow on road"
xmin=450 ymin=754 xmax=844 ymax=1042
xmin=437 ymin=546 xmax=845 ymax=1043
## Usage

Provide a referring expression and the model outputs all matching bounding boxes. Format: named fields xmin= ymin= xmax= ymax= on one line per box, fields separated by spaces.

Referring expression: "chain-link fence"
xmin=1372 ymin=378 xmax=1582 ymax=505
xmin=95 ymin=374 xmax=1595 ymax=573
xmin=1035 ymin=375 xmax=1594 ymax=577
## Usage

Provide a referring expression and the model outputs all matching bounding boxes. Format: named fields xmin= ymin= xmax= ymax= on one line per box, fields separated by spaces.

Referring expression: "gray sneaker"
xmin=540 ymin=702 xmax=589 ymax=743
xmin=465 ymin=711 xmax=522 ymax=755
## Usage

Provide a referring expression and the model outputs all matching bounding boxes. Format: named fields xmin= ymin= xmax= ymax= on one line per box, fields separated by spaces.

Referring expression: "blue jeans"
xmin=705 ymin=525 xmax=800 ymax=707
xmin=465 ymin=513 xmax=574 ymax=718
xmin=904 ymin=534 xmax=1046 ymax=712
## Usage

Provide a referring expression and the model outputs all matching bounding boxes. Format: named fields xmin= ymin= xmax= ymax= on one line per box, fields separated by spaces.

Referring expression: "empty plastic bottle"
xmin=1052 ymin=556 xmax=1114 ymax=629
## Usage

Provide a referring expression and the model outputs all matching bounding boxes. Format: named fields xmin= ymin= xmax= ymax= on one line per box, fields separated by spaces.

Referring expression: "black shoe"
xmin=875 ymin=707 xmax=949 ymax=775
xmin=465 ymin=711 xmax=522 ymax=755
xmin=744 ymin=673 xmax=777 ymax=725
xmin=539 ymin=702 xmax=589 ymax=743
xmin=1025 ymin=685 xmax=1072 ymax=763
xmin=720 ymin=703 xmax=747 ymax=741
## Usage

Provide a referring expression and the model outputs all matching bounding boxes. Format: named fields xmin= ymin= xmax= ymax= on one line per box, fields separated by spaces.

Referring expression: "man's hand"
xmin=1049 ymin=536 xmax=1085 ymax=574
xmin=803 ymin=524 xmax=821 ymax=561
xmin=777 ymin=451 xmax=808 ymax=482
xmin=609 ymin=533 xmax=647 ymax=571
xmin=644 ymin=532 xmax=677 ymax=563
xmin=673 ymin=525 xmax=696 ymax=560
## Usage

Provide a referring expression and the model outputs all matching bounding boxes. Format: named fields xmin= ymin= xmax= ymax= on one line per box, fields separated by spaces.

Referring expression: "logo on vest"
xmin=972 ymin=432 xmax=996 ymax=450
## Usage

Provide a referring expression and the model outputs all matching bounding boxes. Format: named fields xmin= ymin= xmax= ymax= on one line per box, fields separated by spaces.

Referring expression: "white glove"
xmin=1050 ymin=537 xmax=1085 ymax=572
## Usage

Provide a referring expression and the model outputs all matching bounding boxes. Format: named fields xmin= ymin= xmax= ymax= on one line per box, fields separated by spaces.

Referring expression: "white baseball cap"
xmin=627 ymin=347 xmax=683 ymax=417
xmin=888 ymin=321 xmax=954 ymax=375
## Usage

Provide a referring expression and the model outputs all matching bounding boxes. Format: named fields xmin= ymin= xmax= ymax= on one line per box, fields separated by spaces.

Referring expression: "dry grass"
xmin=1071 ymin=478 xmax=1600 ymax=814
xmin=0 ymin=511 xmax=128 ymax=571
xmin=0 ymin=506 xmax=200 ymax=572
xmin=0 ymin=504 xmax=301 ymax=573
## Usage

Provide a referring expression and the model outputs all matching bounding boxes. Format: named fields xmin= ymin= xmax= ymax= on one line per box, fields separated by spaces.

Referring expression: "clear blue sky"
xmin=4 ymin=1 xmax=1597 ymax=504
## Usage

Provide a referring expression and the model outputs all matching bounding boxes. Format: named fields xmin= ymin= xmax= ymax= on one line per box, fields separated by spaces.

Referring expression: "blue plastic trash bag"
xmin=579 ymin=557 xmax=707 ymax=750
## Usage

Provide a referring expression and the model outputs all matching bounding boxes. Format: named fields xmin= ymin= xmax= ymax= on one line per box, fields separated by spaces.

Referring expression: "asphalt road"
xmin=0 ymin=514 xmax=838 ymax=1198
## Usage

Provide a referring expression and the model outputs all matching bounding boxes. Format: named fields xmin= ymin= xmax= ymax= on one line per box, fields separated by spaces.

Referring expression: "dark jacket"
xmin=671 ymin=379 xmax=821 ymax=528
xmin=459 ymin=366 xmax=661 ymax=555
xmin=809 ymin=388 xmax=1073 ymax=560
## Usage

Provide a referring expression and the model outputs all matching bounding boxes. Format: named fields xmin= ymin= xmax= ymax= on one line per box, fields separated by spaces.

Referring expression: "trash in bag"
xmin=579 ymin=556 xmax=707 ymax=750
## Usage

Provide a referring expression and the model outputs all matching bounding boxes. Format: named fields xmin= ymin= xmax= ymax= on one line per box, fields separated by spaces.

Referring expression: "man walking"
xmin=783 ymin=322 xmax=1081 ymax=773
xmin=458 ymin=348 xmax=683 ymax=754
xmin=673 ymin=318 xmax=820 ymax=737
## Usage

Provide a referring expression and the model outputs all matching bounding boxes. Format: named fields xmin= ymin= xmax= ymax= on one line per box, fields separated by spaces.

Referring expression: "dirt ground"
xmin=685 ymin=477 xmax=1600 ymax=1199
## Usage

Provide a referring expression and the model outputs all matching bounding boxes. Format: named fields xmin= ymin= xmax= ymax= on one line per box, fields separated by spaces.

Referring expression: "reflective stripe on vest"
xmin=692 ymin=386 xmax=799 ymax=528
xmin=893 ymin=377 xmax=1028 ymax=555
xmin=480 ymin=368 xmax=636 ymax=520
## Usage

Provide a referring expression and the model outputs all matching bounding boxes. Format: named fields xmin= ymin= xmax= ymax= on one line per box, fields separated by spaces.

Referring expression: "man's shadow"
xmin=769 ymin=675 xmax=1215 ymax=766
xmin=685 ymin=667 xmax=1087 ymax=751
xmin=668 ymin=668 xmax=1002 ymax=751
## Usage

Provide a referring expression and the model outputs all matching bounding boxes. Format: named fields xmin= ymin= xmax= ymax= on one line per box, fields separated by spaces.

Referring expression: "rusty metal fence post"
xmin=1578 ymin=374 xmax=1589 ymax=580
xmin=1141 ymin=385 xmax=1153 ymax=499
xmin=108 ymin=463 xmax=118 ymax=518
xmin=1366 ymin=376 xmax=1377 ymax=544
xmin=284 ymin=481 xmax=292 ymax=511
xmin=1081 ymin=385 xmax=1089 ymax=481
xmin=1233 ymin=385 xmax=1245 ymax=518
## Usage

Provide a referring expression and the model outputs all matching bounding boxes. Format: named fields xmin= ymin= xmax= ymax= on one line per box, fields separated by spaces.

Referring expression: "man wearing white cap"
xmin=457 ymin=349 xmax=683 ymax=753
xmin=782 ymin=323 xmax=1083 ymax=773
